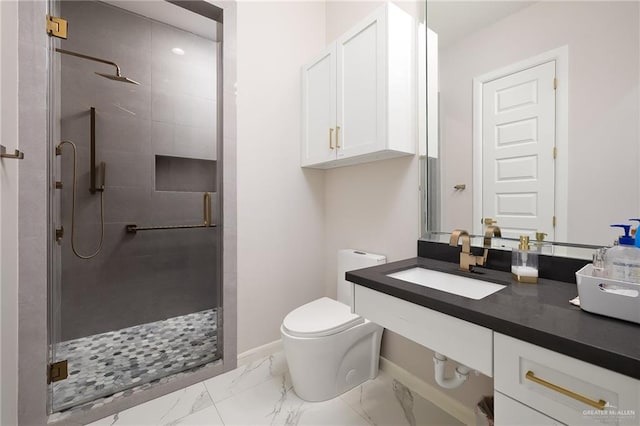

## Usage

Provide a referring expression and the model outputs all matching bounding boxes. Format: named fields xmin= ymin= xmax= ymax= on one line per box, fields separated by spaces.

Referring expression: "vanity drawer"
xmin=495 ymin=391 xmax=565 ymax=425
xmin=353 ymin=285 xmax=493 ymax=376
xmin=494 ymin=333 xmax=640 ymax=426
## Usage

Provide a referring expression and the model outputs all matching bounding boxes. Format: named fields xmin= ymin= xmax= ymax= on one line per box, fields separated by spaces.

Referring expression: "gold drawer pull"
xmin=329 ymin=128 xmax=334 ymax=149
xmin=336 ymin=126 xmax=341 ymax=148
xmin=525 ymin=371 xmax=607 ymax=410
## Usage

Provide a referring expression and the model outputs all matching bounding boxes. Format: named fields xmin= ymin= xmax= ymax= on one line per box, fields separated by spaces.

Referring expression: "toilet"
xmin=281 ymin=249 xmax=385 ymax=402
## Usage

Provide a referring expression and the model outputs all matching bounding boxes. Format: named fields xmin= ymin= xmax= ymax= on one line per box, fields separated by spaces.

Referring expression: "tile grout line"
xmin=340 ymin=392 xmax=377 ymax=426
xmin=210 ymin=398 xmax=227 ymax=426
xmin=160 ymin=383 xmax=215 ymax=426
xmin=197 ymin=379 xmax=227 ymax=425
xmin=202 ymin=356 xmax=281 ymax=405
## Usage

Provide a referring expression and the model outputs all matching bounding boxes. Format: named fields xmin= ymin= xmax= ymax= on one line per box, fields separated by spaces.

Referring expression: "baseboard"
xmin=379 ymin=356 xmax=476 ymax=426
xmin=237 ymin=339 xmax=283 ymax=366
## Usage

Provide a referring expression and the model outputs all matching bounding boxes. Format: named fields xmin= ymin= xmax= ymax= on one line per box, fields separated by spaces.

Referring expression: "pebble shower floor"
xmin=52 ymin=309 xmax=218 ymax=412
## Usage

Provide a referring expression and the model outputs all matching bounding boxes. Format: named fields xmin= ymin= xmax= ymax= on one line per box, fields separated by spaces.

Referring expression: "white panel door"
xmin=482 ymin=61 xmax=556 ymax=240
xmin=336 ymin=7 xmax=385 ymax=160
xmin=301 ymin=45 xmax=336 ymax=166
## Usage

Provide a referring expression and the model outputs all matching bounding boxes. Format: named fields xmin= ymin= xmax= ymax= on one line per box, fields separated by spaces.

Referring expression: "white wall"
xmin=438 ymin=1 xmax=640 ymax=245
xmin=0 ymin=1 xmax=20 ymax=424
xmin=236 ymin=1 xmax=327 ymax=353
xmin=236 ymin=0 xmax=493 ymax=413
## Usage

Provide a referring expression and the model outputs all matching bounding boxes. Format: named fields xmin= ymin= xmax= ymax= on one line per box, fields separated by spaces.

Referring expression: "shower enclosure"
xmin=47 ymin=0 xmax=223 ymax=413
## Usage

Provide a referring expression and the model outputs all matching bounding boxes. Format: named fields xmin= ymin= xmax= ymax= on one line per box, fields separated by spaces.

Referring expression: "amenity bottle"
xmin=604 ymin=224 xmax=640 ymax=283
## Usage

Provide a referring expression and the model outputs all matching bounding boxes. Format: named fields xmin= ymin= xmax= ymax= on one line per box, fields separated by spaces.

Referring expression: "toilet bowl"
xmin=281 ymin=250 xmax=385 ymax=402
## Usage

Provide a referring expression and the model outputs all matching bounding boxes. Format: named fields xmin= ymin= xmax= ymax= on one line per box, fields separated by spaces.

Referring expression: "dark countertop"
xmin=346 ymin=256 xmax=640 ymax=380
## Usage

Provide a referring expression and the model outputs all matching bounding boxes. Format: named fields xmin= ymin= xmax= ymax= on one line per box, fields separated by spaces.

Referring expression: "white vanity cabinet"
xmin=350 ymin=282 xmax=640 ymax=426
xmin=301 ymin=3 xmax=415 ymax=169
xmin=494 ymin=333 xmax=640 ymax=426
xmin=495 ymin=392 xmax=565 ymax=425
xmin=353 ymin=285 xmax=494 ymax=376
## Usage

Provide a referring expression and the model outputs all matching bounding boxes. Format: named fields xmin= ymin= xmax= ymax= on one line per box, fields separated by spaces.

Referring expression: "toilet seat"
xmin=282 ymin=297 xmax=364 ymax=338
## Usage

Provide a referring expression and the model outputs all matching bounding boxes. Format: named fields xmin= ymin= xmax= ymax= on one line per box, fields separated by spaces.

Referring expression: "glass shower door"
xmin=48 ymin=0 xmax=223 ymax=413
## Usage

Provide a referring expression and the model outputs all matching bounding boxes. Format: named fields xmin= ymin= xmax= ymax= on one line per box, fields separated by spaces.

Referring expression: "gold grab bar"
xmin=126 ymin=223 xmax=216 ymax=233
xmin=525 ymin=371 xmax=607 ymax=410
xmin=329 ymin=128 xmax=334 ymax=149
xmin=336 ymin=126 xmax=341 ymax=148
xmin=127 ymin=192 xmax=215 ymax=234
xmin=203 ymin=192 xmax=212 ymax=226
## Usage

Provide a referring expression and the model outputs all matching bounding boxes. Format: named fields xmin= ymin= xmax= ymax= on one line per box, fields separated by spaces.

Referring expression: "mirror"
xmin=423 ymin=1 xmax=640 ymax=248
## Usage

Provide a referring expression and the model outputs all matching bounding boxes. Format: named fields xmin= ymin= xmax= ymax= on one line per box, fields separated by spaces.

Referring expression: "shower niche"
xmin=49 ymin=0 xmax=223 ymax=414
xmin=155 ymin=155 xmax=217 ymax=193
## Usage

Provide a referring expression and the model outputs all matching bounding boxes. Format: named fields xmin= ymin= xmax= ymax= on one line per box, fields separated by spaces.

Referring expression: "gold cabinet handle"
xmin=329 ymin=128 xmax=334 ymax=149
xmin=525 ymin=371 xmax=607 ymax=410
xmin=336 ymin=126 xmax=341 ymax=148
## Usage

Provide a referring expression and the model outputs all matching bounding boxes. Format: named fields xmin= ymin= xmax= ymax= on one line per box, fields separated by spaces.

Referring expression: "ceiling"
xmin=427 ymin=1 xmax=536 ymax=48
xmin=102 ymin=0 xmax=220 ymax=41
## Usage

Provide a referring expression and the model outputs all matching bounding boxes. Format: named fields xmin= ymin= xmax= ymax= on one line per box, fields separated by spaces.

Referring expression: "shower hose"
xmin=57 ymin=140 xmax=105 ymax=259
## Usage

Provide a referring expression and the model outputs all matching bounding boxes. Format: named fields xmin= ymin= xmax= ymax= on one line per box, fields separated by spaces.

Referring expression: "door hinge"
xmin=48 ymin=360 xmax=68 ymax=384
xmin=55 ymin=226 xmax=64 ymax=242
xmin=553 ymin=147 xmax=557 ymax=159
xmin=46 ymin=15 xmax=68 ymax=39
xmin=553 ymin=77 xmax=558 ymax=90
xmin=553 ymin=216 xmax=557 ymax=227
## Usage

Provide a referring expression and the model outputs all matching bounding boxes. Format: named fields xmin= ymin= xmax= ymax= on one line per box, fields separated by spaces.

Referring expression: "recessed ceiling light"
xmin=172 ymin=47 xmax=185 ymax=56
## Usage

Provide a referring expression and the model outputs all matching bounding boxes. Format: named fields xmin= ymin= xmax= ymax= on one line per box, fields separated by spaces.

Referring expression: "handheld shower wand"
xmin=57 ymin=139 xmax=105 ymax=259
xmin=56 ymin=108 xmax=106 ymax=259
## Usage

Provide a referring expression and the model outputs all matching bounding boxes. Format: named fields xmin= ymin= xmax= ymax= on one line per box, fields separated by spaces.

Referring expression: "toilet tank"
xmin=337 ymin=249 xmax=386 ymax=306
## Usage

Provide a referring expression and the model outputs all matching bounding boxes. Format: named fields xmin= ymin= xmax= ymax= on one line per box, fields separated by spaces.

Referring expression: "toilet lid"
xmin=282 ymin=297 xmax=364 ymax=338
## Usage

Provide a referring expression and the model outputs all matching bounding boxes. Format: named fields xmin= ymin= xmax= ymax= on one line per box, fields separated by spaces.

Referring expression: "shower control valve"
xmin=55 ymin=227 xmax=64 ymax=243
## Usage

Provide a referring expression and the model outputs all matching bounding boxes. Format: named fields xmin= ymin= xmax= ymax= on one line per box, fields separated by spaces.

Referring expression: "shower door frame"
xmin=16 ymin=0 xmax=240 ymax=424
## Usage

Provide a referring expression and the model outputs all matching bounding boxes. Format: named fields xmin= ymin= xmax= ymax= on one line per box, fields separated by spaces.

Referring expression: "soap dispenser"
xmin=604 ymin=224 xmax=640 ymax=283
xmin=512 ymin=236 xmax=538 ymax=283
xmin=630 ymin=219 xmax=640 ymax=248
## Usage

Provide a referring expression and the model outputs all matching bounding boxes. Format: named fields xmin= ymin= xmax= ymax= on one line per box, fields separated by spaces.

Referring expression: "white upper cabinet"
xmin=302 ymin=45 xmax=337 ymax=166
xmin=301 ymin=3 xmax=416 ymax=169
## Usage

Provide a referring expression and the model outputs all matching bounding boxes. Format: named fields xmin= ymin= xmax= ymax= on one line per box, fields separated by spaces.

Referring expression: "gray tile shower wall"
xmin=58 ymin=1 xmax=220 ymax=341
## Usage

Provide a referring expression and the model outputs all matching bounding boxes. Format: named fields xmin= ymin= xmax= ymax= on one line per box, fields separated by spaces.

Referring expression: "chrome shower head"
xmin=94 ymin=72 xmax=140 ymax=85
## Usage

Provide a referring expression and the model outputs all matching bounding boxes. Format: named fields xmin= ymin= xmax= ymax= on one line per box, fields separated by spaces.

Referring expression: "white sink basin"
xmin=387 ymin=267 xmax=506 ymax=300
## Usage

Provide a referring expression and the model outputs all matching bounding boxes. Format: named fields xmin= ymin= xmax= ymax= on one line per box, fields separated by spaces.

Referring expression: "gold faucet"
xmin=450 ymin=226 xmax=502 ymax=272
xmin=482 ymin=225 xmax=502 ymax=262
xmin=450 ymin=229 xmax=484 ymax=272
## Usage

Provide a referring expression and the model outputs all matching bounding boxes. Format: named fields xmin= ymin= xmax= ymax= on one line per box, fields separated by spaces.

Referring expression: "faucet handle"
xmin=481 ymin=225 xmax=502 ymax=264
xmin=449 ymin=229 xmax=470 ymax=249
xmin=482 ymin=217 xmax=498 ymax=226
xmin=483 ymin=225 xmax=502 ymax=247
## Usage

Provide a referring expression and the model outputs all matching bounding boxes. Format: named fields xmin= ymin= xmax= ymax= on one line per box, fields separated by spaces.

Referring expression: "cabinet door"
xmin=495 ymin=392 xmax=565 ymax=426
xmin=301 ymin=45 xmax=337 ymax=167
xmin=336 ymin=6 xmax=386 ymax=160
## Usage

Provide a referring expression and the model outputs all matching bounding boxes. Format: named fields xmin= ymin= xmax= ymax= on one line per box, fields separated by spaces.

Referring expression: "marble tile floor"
xmin=87 ymin=351 xmax=464 ymax=426
xmin=53 ymin=309 xmax=219 ymax=412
